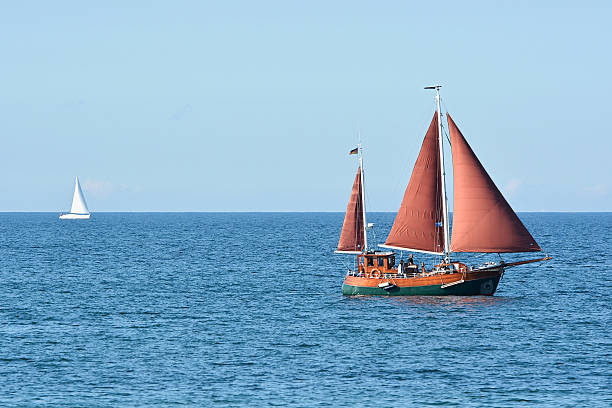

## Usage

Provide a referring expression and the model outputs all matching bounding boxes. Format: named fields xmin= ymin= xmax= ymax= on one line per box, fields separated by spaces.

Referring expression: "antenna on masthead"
xmin=424 ymin=85 xmax=441 ymax=90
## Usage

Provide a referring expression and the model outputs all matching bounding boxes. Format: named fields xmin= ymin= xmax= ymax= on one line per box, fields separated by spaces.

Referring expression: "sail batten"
xmin=337 ymin=167 xmax=365 ymax=253
xmin=448 ymin=114 xmax=541 ymax=253
xmin=383 ymin=113 xmax=445 ymax=254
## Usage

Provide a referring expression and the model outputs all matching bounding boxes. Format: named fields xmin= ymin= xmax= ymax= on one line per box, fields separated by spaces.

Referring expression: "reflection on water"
xmin=344 ymin=293 xmax=516 ymax=310
xmin=391 ymin=295 xmax=515 ymax=309
xmin=343 ymin=295 xmax=520 ymax=311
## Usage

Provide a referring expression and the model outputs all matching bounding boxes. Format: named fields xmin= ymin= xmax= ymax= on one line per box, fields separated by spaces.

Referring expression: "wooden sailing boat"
xmin=337 ymin=86 xmax=550 ymax=296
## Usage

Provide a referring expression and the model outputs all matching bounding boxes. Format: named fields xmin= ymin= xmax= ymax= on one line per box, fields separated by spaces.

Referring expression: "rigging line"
xmin=360 ymin=151 xmax=369 ymax=228
xmin=442 ymin=122 xmax=451 ymax=145
xmin=352 ymin=129 xmax=362 ymax=252
xmin=359 ymin=139 xmax=373 ymax=251
xmin=434 ymin=132 xmax=443 ymax=255
xmin=440 ymin=97 xmax=452 ymax=144
xmin=441 ymin=95 xmax=450 ymax=117
xmin=339 ymin=255 xmax=353 ymax=273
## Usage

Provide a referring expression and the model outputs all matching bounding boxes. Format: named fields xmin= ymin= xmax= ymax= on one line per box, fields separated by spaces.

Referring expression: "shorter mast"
xmin=358 ymin=143 xmax=368 ymax=252
xmin=336 ymin=145 xmax=367 ymax=254
xmin=426 ymin=85 xmax=451 ymax=263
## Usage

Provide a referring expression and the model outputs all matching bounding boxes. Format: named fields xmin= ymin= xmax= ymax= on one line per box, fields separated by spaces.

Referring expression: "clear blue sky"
xmin=1 ymin=1 xmax=610 ymax=211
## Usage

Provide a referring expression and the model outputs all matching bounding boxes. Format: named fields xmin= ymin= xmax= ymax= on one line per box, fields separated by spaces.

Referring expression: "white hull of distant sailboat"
xmin=60 ymin=176 xmax=91 ymax=220
xmin=59 ymin=213 xmax=91 ymax=220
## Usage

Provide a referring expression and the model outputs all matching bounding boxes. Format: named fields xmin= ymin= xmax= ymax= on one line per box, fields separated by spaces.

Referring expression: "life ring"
xmin=452 ymin=263 xmax=467 ymax=273
xmin=371 ymin=269 xmax=381 ymax=278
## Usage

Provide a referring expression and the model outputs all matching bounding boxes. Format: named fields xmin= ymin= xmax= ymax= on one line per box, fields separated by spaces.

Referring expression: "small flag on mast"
xmin=349 ymin=147 xmax=358 ymax=155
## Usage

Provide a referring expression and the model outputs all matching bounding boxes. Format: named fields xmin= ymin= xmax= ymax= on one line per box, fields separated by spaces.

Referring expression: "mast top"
xmin=424 ymin=85 xmax=442 ymax=90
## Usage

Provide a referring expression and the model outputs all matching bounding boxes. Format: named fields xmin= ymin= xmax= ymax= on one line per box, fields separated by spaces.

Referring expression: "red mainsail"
xmin=383 ymin=113 xmax=445 ymax=254
xmin=337 ymin=167 xmax=365 ymax=253
xmin=448 ymin=114 xmax=541 ymax=253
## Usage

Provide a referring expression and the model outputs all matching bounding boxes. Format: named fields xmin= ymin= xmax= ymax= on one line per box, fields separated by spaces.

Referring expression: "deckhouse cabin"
xmin=355 ymin=251 xmax=469 ymax=278
xmin=356 ymin=251 xmax=419 ymax=278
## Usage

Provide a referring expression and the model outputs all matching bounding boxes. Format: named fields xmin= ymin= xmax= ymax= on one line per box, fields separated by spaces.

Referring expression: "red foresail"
xmin=384 ymin=113 xmax=445 ymax=254
xmin=448 ymin=114 xmax=541 ymax=253
xmin=337 ymin=167 xmax=365 ymax=253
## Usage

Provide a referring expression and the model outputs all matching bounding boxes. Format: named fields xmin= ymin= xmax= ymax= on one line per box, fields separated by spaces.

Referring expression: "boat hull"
xmin=59 ymin=213 xmax=91 ymax=220
xmin=342 ymin=269 xmax=502 ymax=296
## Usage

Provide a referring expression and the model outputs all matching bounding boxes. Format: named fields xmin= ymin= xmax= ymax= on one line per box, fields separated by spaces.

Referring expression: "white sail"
xmin=70 ymin=176 xmax=89 ymax=214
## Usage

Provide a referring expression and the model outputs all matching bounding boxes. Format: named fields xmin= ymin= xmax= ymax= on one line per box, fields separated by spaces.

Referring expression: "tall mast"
xmin=426 ymin=85 xmax=451 ymax=262
xmin=358 ymin=140 xmax=368 ymax=252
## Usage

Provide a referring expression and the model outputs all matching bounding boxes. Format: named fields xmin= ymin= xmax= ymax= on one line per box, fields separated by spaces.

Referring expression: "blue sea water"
xmin=0 ymin=212 xmax=609 ymax=407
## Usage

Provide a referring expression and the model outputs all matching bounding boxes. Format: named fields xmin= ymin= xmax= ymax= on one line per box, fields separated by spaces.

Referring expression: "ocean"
xmin=0 ymin=212 xmax=609 ymax=407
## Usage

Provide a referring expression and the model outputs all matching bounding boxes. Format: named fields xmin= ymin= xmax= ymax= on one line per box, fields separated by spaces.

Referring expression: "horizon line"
xmin=1 ymin=210 xmax=611 ymax=214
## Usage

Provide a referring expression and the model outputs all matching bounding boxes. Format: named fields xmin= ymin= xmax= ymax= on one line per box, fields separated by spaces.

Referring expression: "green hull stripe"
xmin=342 ymin=276 xmax=501 ymax=296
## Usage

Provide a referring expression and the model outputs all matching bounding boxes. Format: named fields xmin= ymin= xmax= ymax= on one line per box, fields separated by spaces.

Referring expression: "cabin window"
xmin=388 ymin=256 xmax=395 ymax=268
xmin=377 ymin=257 xmax=385 ymax=267
xmin=367 ymin=257 xmax=374 ymax=267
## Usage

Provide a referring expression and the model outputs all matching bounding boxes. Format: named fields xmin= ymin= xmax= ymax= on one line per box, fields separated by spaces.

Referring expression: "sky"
xmin=1 ymin=1 xmax=611 ymax=211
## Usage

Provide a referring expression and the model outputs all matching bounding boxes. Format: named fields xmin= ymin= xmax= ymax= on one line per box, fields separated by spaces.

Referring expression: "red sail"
xmin=337 ymin=167 xmax=365 ymax=253
xmin=384 ymin=113 xmax=445 ymax=254
xmin=448 ymin=114 xmax=541 ymax=253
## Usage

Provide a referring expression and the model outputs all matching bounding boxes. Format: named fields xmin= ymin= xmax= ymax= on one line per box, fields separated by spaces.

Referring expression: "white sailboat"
xmin=59 ymin=176 xmax=91 ymax=220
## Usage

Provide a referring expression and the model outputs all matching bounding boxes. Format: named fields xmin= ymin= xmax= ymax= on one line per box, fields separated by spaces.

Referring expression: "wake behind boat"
xmin=59 ymin=176 xmax=91 ymax=220
xmin=336 ymin=86 xmax=550 ymax=296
